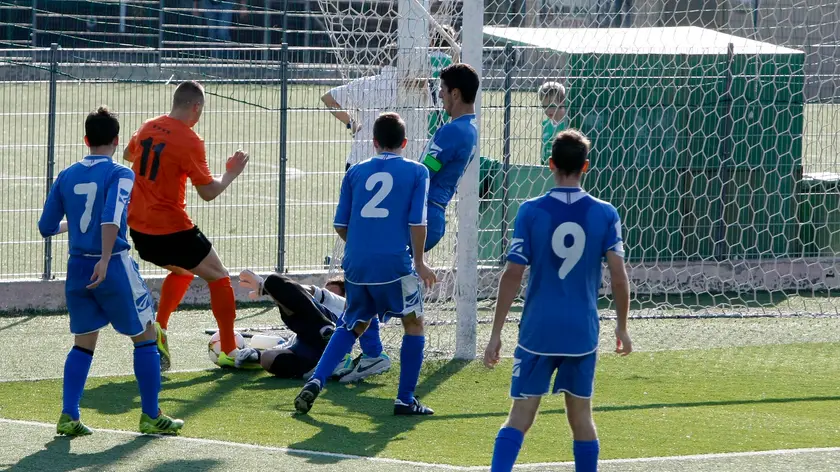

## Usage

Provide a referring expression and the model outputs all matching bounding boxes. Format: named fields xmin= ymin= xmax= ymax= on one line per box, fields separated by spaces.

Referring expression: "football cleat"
xmin=339 ymin=352 xmax=391 ymax=384
xmin=294 ymin=379 xmax=322 ymax=414
xmin=302 ymin=353 xmax=352 ymax=380
xmin=155 ymin=322 xmax=171 ymax=372
xmin=394 ymin=398 xmax=434 ymax=416
xmin=56 ymin=413 xmax=92 ymax=437
xmin=139 ymin=411 xmax=184 ymax=435
xmin=218 ymin=349 xmax=261 ymax=370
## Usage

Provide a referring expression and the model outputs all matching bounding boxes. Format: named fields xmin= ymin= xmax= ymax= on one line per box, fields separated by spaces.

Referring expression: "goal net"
xmin=470 ymin=1 xmax=840 ymax=359
xmin=322 ymin=0 xmax=840 ymax=360
xmin=317 ymin=0 xmax=465 ymax=356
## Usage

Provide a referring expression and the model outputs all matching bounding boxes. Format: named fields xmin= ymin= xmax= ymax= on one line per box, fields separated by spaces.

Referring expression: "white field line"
xmin=2 ymin=418 xmax=840 ymax=470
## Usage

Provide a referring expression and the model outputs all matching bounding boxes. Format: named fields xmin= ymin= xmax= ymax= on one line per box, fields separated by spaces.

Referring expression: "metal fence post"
xmin=158 ymin=0 xmax=164 ymax=66
xmin=43 ymin=43 xmax=59 ymax=280
xmin=276 ymin=43 xmax=289 ymax=273
xmin=714 ymin=42 xmax=735 ymax=261
xmin=282 ymin=0 xmax=289 ymax=45
xmin=31 ymin=0 xmax=37 ymax=50
xmin=499 ymin=43 xmax=514 ymax=264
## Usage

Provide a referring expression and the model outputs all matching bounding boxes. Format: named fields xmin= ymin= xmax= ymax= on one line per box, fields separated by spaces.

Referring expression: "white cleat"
xmin=339 ymin=352 xmax=392 ymax=383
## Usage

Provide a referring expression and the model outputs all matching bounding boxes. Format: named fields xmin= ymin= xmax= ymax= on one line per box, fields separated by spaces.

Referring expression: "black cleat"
xmin=294 ymin=379 xmax=322 ymax=414
xmin=394 ymin=398 xmax=434 ymax=416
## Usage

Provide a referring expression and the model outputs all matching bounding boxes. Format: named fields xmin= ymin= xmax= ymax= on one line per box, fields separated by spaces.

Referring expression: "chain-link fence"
xmin=1 ymin=0 xmax=840 ymax=361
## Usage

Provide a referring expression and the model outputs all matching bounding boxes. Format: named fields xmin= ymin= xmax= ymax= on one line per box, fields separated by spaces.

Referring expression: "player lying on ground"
xmin=295 ymin=113 xmax=437 ymax=416
xmin=122 ymin=80 xmax=257 ymax=370
xmin=235 ymin=271 xmax=392 ymax=382
xmin=38 ymin=106 xmax=184 ymax=437
xmin=483 ymin=130 xmax=633 ymax=472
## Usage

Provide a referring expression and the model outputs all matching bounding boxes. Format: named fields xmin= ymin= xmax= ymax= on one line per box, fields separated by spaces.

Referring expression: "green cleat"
xmin=217 ymin=350 xmax=261 ymax=370
xmin=56 ymin=413 xmax=92 ymax=437
xmin=139 ymin=411 xmax=184 ymax=435
xmin=155 ymin=322 xmax=171 ymax=372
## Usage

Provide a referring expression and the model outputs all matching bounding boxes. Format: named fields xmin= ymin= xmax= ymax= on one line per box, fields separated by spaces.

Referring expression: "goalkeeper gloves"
xmin=234 ymin=347 xmax=260 ymax=368
xmin=238 ymin=269 xmax=265 ymax=300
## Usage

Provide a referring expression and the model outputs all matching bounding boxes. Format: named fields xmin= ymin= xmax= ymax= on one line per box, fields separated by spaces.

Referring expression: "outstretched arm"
xmin=321 ymin=93 xmax=359 ymax=134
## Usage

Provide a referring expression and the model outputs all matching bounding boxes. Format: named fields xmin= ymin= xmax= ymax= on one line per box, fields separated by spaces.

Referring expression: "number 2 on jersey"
xmin=551 ymin=222 xmax=586 ymax=279
xmin=361 ymin=172 xmax=393 ymax=218
xmin=73 ymin=182 xmax=98 ymax=233
xmin=139 ymin=138 xmax=166 ymax=181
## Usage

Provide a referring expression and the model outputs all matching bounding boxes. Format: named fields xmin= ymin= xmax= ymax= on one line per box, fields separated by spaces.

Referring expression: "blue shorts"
xmin=425 ymin=203 xmax=446 ymax=252
xmin=65 ymin=253 xmax=155 ymax=336
xmin=343 ymin=275 xmax=423 ymax=328
xmin=510 ymin=347 xmax=597 ymax=399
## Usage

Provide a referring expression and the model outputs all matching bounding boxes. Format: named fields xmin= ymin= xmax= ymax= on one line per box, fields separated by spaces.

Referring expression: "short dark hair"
xmin=551 ymin=129 xmax=591 ymax=176
xmin=373 ymin=112 xmax=406 ymax=149
xmin=440 ymin=63 xmax=479 ymax=104
xmin=85 ymin=106 xmax=120 ymax=147
xmin=173 ymin=80 xmax=205 ymax=108
xmin=325 ymin=275 xmax=345 ymax=297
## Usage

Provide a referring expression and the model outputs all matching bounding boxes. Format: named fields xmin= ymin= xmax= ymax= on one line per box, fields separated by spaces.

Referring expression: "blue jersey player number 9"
xmin=552 ymin=222 xmax=585 ymax=280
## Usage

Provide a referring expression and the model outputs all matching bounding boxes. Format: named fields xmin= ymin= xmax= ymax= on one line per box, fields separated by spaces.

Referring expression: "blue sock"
xmin=573 ymin=440 xmax=600 ymax=472
xmin=358 ymin=317 xmax=383 ymax=358
xmin=310 ymin=327 xmax=356 ymax=385
xmin=397 ymin=334 xmax=424 ymax=404
xmin=133 ymin=340 xmax=161 ymax=418
xmin=491 ymin=426 xmax=525 ymax=472
xmin=62 ymin=346 xmax=94 ymax=420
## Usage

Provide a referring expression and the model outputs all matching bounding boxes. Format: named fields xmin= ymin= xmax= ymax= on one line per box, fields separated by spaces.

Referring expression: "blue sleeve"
xmin=334 ymin=171 xmax=353 ymax=227
xmin=38 ymin=172 xmax=65 ymax=238
xmin=102 ymin=166 xmax=135 ymax=227
xmin=422 ymin=126 xmax=458 ymax=177
xmin=602 ymin=205 xmax=625 ymax=258
xmin=409 ymin=165 xmax=430 ymax=226
xmin=506 ymin=203 xmax=531 ymax=266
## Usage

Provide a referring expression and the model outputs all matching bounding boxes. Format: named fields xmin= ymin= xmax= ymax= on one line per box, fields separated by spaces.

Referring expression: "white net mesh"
xmin=318 ymin=0 xmax=464 ymax=356
xmin=471 ymin=0 xmax=840 ymax=359
xmin=320 ymin=0 xmax=840 ymax=359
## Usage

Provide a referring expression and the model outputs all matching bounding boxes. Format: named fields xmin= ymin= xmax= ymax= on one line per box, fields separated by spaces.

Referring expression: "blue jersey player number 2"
xmin=484 ymin=130 xmax=633 ymax=472
xmin=295 ymin=112 xmax=438 ymax=417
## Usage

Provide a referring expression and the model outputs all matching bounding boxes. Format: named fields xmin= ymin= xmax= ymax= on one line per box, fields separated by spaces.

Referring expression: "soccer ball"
xmin=207 ymin=331 xmax=246 ymax=365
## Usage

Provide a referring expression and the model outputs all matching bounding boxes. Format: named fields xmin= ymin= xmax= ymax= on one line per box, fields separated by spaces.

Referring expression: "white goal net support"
xmin=316 ymin=0 xmax=840 ymax=359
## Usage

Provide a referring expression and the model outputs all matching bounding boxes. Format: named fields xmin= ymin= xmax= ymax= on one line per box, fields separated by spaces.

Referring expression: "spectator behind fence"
xmin=193 ymin=0 xmax=248 ymax=43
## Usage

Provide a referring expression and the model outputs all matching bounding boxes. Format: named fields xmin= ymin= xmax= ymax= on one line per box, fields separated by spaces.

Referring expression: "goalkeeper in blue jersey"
xmin=483 ymin=130 xmax=633 ymax=472
xmin=38 ymin=106 xmax=184 ymax=437
xmin=295 ymin=112 xmax=437 ymax=416
xmin=421 ymin=62 xmax=480 ymax=251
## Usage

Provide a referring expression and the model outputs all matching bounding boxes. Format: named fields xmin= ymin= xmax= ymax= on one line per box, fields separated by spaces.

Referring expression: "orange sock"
xmin=208 ymin=276 xmax=237 ymax=354
xmin=156 ymin=273 xmax=194 ymax=330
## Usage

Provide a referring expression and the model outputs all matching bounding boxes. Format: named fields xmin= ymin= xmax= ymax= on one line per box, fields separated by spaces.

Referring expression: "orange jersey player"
xmin=123 ymin=80 xmax=258 ymax=370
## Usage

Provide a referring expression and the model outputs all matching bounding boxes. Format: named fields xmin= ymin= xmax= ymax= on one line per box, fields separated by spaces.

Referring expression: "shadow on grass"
xmin=82 ymin=369 xmax=263 ymax=416
xmin=0 ymin=315 xmax=38 ymax=334
xmin=269 ymin=360 xmax=470 ymax=465
xmin=7 ymin=435 xmax=221 ymax=472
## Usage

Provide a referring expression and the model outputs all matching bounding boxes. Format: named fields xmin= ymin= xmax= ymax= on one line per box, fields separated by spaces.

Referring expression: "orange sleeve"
xmin=125 ymin=131 xmax=141 ymax=163
xmin=186 ymin=137 xmax=214 ymax=186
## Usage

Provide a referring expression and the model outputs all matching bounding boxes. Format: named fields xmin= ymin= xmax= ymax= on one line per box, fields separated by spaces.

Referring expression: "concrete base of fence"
xmin=0 ymin=271 xmax=331 ymax=313
xmin=2 ymin=259 xmax=839 ymax=313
